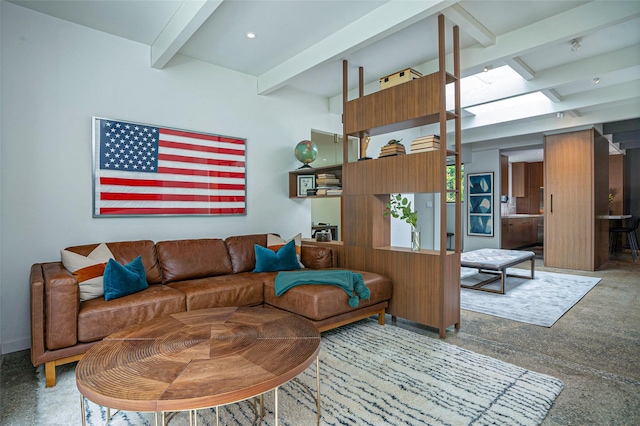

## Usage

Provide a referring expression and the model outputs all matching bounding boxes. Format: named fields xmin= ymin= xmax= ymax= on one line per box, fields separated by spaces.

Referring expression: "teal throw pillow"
xmin=103 ymin=255 xmax=148 ymax=301
xmin=253 ymin=239 xmax=301 ymax=273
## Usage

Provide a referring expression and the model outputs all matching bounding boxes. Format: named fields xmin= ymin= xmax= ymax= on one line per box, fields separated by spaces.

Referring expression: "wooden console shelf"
xmin=344 ymin=150 xmax=443 ymax=195
xmin=344 ymin=72 xmax=457 ymax=137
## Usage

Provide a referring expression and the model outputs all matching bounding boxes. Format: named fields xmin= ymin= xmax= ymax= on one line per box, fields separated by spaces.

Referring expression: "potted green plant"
xmin=383 ymin=194 xmax=420 ymax=251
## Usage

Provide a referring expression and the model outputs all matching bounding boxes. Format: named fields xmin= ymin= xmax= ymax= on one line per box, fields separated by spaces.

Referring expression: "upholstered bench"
xmin=460 ymin=248 xmax=535 ymax=294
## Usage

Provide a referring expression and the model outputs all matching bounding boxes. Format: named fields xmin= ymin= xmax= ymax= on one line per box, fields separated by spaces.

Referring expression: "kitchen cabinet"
xmin=512 ymin=162 xmax=527 ymax=197
xmin=500 ymin=155 xmax=509 ymax=196
xmin=516 ymin=162 xmax=544 ymax=214
xmin=501 ymin=216 xmax=539 ymax=249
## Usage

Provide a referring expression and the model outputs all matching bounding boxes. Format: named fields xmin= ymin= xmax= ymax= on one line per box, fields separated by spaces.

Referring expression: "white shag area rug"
xmin=37 ymin=319 xmax=563 ymax=425
xmin=461 ymin=268 xmax=601 ymax=327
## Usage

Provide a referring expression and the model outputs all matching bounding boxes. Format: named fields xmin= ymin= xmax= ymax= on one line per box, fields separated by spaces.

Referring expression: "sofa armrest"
xmin=41 ymin=262 xmax=80 ymax=351
xmin=30 ymin=264 xmax=46 ymax=366
xmin=300 ymin=246 xmax=336 ymax=269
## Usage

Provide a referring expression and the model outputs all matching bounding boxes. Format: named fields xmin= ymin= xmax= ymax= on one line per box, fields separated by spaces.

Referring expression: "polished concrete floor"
xmin=1 ymin=251 xmax=639 ymax=425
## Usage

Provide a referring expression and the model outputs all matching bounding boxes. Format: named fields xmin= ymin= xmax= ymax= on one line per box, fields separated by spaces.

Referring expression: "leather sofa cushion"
xmin=301 ymin=246 xmax=335 ymax=269
xmin=225 ymin=234 xmax=267 ymax=273
xmin=263 ymin=269 xmax=392 ymax=321
xmin=168 ymin=272 xmax=264 ymax=311
xmin=64 ymin=240 xmax=163 ymax=285
xmin=77 ymin=284 xmax=185 ymax=342
xmin=156 ymin=239 xmax=232 ymax=284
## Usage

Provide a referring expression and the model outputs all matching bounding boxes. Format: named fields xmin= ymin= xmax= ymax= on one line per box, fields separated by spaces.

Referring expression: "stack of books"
xmin=379 ymin=143 xmax=406 ymax=157
xmin=316 ymin=173 xmax=342 ymax=196
xmin=411 ymin=135 xmax=440 ymax=153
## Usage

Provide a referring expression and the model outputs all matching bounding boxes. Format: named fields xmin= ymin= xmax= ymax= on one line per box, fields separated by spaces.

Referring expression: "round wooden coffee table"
xmin=76 ymin=307 xmax=321 ymax=425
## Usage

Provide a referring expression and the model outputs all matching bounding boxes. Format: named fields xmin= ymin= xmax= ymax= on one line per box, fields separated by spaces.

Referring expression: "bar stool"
xmin=609 ymin=216 xmax=640 ymax=261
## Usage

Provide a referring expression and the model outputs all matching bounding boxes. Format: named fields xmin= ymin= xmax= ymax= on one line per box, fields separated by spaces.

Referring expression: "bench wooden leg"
xmin=44 ymin=354 xmax=85 ymax=387
xmin=45 ymin=361 xmax=56 ymax=388
xmin=378 ymin=309 xmax=386 ymax=325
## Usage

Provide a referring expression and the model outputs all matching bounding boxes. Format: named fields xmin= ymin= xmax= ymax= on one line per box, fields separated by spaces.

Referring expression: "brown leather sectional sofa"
xmin=30 ymin=233 xmax=392 ymax=387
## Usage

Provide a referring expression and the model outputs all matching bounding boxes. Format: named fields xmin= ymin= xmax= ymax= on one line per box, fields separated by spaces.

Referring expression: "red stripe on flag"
xmin=159 ymin=140 xmax=245 ymax=157
xmin=160 ymin=128 xmax=245 ymax=145
xmin=100 ymin=193 xmax=245 ymax=202
xmin=100 ymin=177 xmax=244 ymax=191
xmin=158 ymin=153 xmax=245 ymax=168
xmin=157 ymin=167 xmax=245 ymax=179
xmin=100 ymin=207 xmax=246 ymax=215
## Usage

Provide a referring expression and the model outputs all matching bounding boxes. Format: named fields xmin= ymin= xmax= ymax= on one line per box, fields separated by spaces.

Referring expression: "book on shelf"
xmin=316 ymin=178 xmax=341 ymax=185
xmin=316 ymin=187 xmax=342 ymax=196
xmin=412 ymin=134 xmax=440 ymax=142
xmin=316 ymin=173 xmax=336 ymax=179
xmin=379 ymin=144 xmax=406 ymax=157
xmin=411 ymin=146 xmax=440 ymax=153
xmin=411 ymin=140 xmax=440 ymax=147
xmin=411 ymin=135 xmax=440 ymax=153
xmin=411 ymin=142 xmax=440 ymax=150
xmin=380 ymin=144 xmax=406 ymax=151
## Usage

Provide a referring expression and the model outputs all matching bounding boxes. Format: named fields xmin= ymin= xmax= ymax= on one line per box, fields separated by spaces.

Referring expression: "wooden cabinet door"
xmin=512 ymin=162 xmax=527 ymax=197
xmin=544 ymin=131 xmax=594 ymax=270
xmin=501 ymin=219 xmax=512 ymax=249
xmin=545 ymin=129 xmax=609 ymax=270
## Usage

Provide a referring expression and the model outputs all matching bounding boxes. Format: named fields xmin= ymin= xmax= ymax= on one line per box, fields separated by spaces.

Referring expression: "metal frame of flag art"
xmin=467 ymin=172 xmax=494 ymax=237
xmin=92 ymin=117 xmax=246 ymax=217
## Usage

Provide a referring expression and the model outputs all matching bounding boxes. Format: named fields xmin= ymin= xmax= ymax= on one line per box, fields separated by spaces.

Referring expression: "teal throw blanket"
xmin=275 ymin=270 xmax=370 ymax=308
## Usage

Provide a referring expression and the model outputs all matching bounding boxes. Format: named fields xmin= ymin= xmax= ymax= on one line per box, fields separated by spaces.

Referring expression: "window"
xmin=446 ymin=164 xmax=464 ymax=203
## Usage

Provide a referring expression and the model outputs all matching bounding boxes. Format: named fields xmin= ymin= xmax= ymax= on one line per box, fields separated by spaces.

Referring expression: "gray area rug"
xmin=37 ymin=319 xmax=563 ymax=426
xmin=461 ymin=268 xmax=601 ymax=327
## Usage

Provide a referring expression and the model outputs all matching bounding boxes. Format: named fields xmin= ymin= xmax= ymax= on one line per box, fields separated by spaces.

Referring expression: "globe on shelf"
xmin=294 ymin=140 xmax=318 ymax=169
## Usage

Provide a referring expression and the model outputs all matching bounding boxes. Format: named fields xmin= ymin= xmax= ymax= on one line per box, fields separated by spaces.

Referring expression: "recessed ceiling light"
xmin=570 ymin=38 xmax=581 ymax=51
xmin=483 ymin=65 xmax=492 ymax=73
xmin=592 ymin=77 xmax=600 ymax=84
xmin=246 ymin=32 xmax=256 ymax=39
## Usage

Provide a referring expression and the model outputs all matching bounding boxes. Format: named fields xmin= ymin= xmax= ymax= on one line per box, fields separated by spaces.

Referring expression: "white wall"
xmin=0 ymin=2 xmax=3 ymax=351
xmin=0 ymin=2 xmax=341 ymax=353
xmin=463 ymin=147 xmax=502 ymax=251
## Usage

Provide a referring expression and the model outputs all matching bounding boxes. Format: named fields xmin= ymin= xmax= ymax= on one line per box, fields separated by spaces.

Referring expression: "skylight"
xmin=453 ymin=65 xmax=556 ymax=125
xmin=465 ymin=92 xmax=553 ymax=116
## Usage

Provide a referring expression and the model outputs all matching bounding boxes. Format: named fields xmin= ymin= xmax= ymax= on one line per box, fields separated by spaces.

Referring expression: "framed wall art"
xmin=467 ymin=172 xmax=494 ymax=237
xmin=297 ymin=175 xmax=315 ymax=196
xmin=92 ymin=117 xmax=246 ymax=217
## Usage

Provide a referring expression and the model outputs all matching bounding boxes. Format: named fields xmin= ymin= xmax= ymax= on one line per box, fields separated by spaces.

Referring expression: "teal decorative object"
xmin=294 ymin=140 xmax=318 ymax=168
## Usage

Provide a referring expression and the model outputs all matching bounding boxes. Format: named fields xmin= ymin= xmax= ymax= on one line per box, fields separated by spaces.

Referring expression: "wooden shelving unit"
xmin=341 ymin=14 xmax=461 ymax=338
xmin=288 ymin=163 xmax=343 ymax=199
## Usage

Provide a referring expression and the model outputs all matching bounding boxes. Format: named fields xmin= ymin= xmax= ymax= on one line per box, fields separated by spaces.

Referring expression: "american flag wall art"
xmin=92 ymin=117 xmax=246 ymax=217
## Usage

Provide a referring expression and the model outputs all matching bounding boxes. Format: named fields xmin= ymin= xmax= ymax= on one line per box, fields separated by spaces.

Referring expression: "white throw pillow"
xmin=61 ymin=243 xmax=114 ymax=301
xmin=267 ymin=233 xmax=304 ymax=268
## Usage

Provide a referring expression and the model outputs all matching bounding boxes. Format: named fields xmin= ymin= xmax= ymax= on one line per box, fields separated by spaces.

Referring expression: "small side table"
xmin=446 ymin=232 xmax=454 ymax=250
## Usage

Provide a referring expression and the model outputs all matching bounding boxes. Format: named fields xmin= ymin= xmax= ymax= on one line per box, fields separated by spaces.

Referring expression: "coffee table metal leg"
xmin=80 ymin=396 xmax=86 ymax=426
xmin=275 ymin=386 xmax=279 ymax=426
xmin=315 ymin=356 xmax=321 ymax=425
